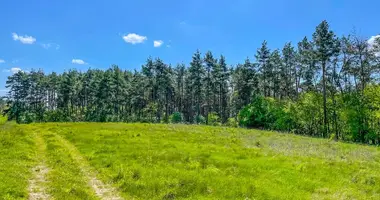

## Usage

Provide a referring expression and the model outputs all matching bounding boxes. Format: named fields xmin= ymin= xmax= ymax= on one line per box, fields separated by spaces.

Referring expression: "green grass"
xmin=42 ymin=131 xmax=99 ymax=200
xmin=0 ymin=116 xmax=7 ymax=125
xmin=32 ymin=123 xmax=380 ymax=199
xmin=0 ymin=121 xmax=36 ymax=199
xmin=1 ymin=122 xmax=380 ymax=199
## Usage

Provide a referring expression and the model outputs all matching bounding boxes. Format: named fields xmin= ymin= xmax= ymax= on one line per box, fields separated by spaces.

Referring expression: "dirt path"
xmin=53 ymin=133 xmax=123 ymax=200
xmin=28 ymin=135 xmax=50 ymax=200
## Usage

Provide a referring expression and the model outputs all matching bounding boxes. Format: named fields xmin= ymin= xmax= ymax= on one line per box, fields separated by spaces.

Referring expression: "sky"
xmin=0 ymin=0 xmax=379 ymax=95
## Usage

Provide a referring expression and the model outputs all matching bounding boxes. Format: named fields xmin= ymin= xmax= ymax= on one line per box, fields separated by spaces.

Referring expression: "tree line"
xmin=3 ymin=20 xmax=380 ymax=144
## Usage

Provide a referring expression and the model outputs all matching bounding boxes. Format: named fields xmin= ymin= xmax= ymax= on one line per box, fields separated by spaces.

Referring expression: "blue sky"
xmin=0 ymin=0 xmax=379 ymax=95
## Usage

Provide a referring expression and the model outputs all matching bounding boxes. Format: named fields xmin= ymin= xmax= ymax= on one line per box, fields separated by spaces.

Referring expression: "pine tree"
xmin=298 ymin=37 xmax=316 ymax=92
xmin=189 ymin=50 xmax=205 ymax=121
xmin=312 ymin=20 xmax=340 ymax=137
xmin=282 ymin=43 xmax=297 ymax=98
xmin=204 ymin=51 xmax=217 ymax=124
xmin=269 ymin=50 xmax=282 ymax=99
xmin=5 ymin=71 xmax=29 ymax=122
xmin=174 ymin=64 xmax=186 ymax=114
xmin=256 ymin=41 xmax=271 ymax=97
xmin=218 ymin=55 xmax=230 ymax=122
xmin=234 ymin=58 xmax=255 ymax=110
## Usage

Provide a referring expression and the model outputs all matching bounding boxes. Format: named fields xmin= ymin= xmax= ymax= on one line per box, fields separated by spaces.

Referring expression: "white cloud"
xmin=72 ymin=59 xmax=86 ymax=65
xmin=41 ymin=43 xmax=60 ymax=50
xmin=12 ymin=33 xmax=36 ymax=44
xmin=11 ymin=67 xmax=22 ymax=73
xmin=368 ymin=35 xmax=380 ymax=57
xmin=3 ymin=67 xmax=22 ymax=73
xmin=368 ymin=35 xmax=380 ymax=47
xmin=41 ymin=43 xmax=50 ymax=49
xmin=154 ymin=40 xmax=164 ymax=47
xmin=122 ymin=33 xmax=147 ymax=44
xmin=0 ymin=59 xmax=4 ymax=63
xmin=0 ymin=89 xmax=10 ymax=95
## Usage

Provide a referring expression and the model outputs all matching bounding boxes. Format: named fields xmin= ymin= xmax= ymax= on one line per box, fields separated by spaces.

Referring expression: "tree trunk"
xmin=322 ymin=60 xmax=328 ymax=138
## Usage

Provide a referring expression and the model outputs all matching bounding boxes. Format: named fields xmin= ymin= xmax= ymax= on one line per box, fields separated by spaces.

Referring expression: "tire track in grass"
xmin=52 ymin=132 xmax=123 ymax=200
xmin=28 ymin=134 xmax=50 ymax=200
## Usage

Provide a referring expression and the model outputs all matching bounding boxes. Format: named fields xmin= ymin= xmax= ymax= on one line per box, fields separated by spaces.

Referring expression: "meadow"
xmin=1 ymin=120 xmax=379 ymax=199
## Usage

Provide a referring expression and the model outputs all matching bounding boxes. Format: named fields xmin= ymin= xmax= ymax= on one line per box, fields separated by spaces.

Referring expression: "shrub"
xmin=207 ymin=112 xmax=220 ymax=126
xmin=170 ymin=112 xmax=183 ymax=123
xmin=18 ymin=111 xmax=37 ymax=124
xmin=238 ymin=96 xmax=296 ymax=131
xmin=194 ymin=115 xmax=206 ymax=124
xmin=226 ymin=117 xmax=238 ymax=127
xmin=44 ymin=110 xmax=66 ymax=122
xmin=238 ymin=96 xmax=276 ymax=128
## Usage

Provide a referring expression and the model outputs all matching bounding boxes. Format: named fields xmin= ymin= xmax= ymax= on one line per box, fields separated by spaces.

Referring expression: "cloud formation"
xmin=154 ymin=40 xmax=164 ymax=47
xmin=72 ymin=59 xmax=86 ymax=65
xmin=41 ymin=43 xmax=60 ymax=50
xmin=368 ymin=35 xmax=380 ymax=57
xmin=0 ymin=59 xmax=4 ymax=63
xmin=122 ymin=33 xmax=147 ymax=44
xmin=3 ymin=67 xmax=22 ymax=73
xmin=12 ymin=33 xmax=36 ymax=44
xmin=368 ymin=35 xmax=380 ymax=47
xmin=11 ymin=67 xmax=22 ymax=73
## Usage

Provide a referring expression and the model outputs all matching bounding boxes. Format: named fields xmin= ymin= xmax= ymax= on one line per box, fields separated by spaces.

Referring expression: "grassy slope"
xmin=0 ymin=117 xmax=36 ymax=199
xmin=29 ymin=123 xmax=380 ymax=200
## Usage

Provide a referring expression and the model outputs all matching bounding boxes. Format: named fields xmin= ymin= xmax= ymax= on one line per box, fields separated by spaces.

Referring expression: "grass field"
xmin=1 ymin=121 xmax=380 ymax=199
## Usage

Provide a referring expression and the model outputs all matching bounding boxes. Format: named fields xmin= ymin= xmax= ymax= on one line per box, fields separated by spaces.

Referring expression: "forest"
xmin=3 ymin=20 xmax=380 ymax=144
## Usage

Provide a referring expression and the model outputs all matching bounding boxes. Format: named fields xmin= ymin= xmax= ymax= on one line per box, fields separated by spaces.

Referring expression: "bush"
xmin=238 ymin=96 xmax=277 ymax=128
xmin=44 ymin=110 xmax=66 ymax=122
xmin=238 ymin=96 xmax=296 ymax=131
xmin=226 ymin=117 xmax=238 ymax=127
xmin=295 ymin=92 xmax=324 ymax=136
xmin=272 ymin=101 xmax=297 ymax=132
xmin=207 ymin=112 xmax=220 ymax=126
xmin=18 ymin=111 xmax=37 ymax=124
xmin=194 ymin=115 xmax=206 ymax=124
xmin=170 ymin=112 xmax=183 ymax=123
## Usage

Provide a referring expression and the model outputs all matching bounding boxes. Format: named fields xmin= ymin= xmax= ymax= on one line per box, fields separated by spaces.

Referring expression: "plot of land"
xmin=1 ymin=122 xmax=380 ymax=199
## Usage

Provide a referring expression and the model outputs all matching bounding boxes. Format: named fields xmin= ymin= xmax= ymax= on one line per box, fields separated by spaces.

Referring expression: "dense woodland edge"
xmin=2 ymin=20 xmax=380 ymax=145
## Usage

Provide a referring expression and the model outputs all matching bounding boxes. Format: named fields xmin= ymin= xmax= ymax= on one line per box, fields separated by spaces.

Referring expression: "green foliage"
xmin=194 ymin=115 xmax=206 ymax=124
xmin=294 ymin=92 xmax=324 ymax=136
xmin=170 ymin=112 xmax=183 ymax=123
xmin=238 ymin=96 xmax=279 ymax=129
xmin=226 ymin=117 xmax=238 ymax=127
xmin=207 ymin=112 xmax=220 ymax=126
xmin=18 ymin=111 xmax=37 ymax=124
xmin=239 ymin=93 xmax=320 ymax=134
xmin=44 ymin=110 xmax=68 ymax=122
